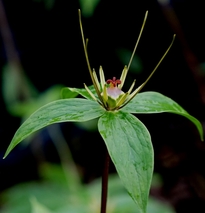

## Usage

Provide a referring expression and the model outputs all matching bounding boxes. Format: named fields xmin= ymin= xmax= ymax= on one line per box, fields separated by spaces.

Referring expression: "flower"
xmin=78 ymin=9 xmax=175 ymax=111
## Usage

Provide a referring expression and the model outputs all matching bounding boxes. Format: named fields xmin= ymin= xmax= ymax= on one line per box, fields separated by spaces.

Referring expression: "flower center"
xmin=105 ymin=77 xmax=123 ymax=100
xmin=106 ymin=77 xmax=121 ymax=88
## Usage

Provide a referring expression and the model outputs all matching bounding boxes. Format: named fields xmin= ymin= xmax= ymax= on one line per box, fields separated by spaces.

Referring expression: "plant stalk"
xmin=100 ymin=148 xmax=110 ymax=213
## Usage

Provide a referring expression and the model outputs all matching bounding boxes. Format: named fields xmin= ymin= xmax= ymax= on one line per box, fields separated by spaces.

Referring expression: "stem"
xmin=100 ymin=148 xmax=110 ymax=213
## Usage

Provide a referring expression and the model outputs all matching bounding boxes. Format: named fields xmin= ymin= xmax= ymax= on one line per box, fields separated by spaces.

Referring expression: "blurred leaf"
xmin=199 ymin=62 xmax=205 ymax=75
xmin=39 ymin=163 xmax=80 ymax=190
xmin=151 ymin=173 xmax=163 ymax=188
xmin=8 ymin=85 xmax=63 ymax=118
xmin=2 ymin=64 xmax=38 ymax=110
xmin=31 ymin=197 xmax=53 ymax=213
xmin=1 ymin=163 xmax=175 ymax=213
xmin=2 ymin=63 xmax=64 ymax=119
xmin=147 ymin=198 xmax=174 ymax=213
xmin=74 ymin=118 xmax=98 ymax=131
xmin=79 ymin=0 xmax=100 ymax=17
xmin=117 ymin=48 xmax=143 ymax=73
xmin=33 ymin=0 xmax=55 ymax=10
xmin=61 ymin=88 xmax=78 ymax=99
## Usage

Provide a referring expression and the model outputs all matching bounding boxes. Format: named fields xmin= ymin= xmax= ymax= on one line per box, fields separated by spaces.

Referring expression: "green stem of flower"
xmin=101 ymin=148 xmax=110 ymax=213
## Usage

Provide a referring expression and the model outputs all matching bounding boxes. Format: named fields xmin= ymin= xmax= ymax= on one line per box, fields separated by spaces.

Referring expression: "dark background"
xmin=0 ymin=0 xmax=205 ymax=212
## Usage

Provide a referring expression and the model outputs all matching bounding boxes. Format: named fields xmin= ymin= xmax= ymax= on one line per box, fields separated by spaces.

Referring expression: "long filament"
xmin=121 ymin=34 xmax=176 ymax=108
xmin=127 ymin=11 xmax=148 ymax=72
xmin=78 ymin=9 xmax=104 ymax=105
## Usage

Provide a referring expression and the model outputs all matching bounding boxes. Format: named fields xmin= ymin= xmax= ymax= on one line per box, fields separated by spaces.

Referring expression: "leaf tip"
xmin=3 ymin=150 xmax=9 ymax=159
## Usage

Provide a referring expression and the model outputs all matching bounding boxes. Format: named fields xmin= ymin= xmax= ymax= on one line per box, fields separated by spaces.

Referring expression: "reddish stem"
xmin=100 ymin=148 xmax=110 ymax=213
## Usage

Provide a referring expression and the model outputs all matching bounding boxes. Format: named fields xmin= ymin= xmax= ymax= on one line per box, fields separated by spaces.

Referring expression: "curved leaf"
xmin=60 ymin=88 xmax=78 ymax=99
xmin=98 ymin=111 xmax=154 ymax=213
xmin=123 ymin=92 xmax=203 ymax=141
xmin=61 ymin=85 xmax=97 ymax=100
xmin=4 ymin=98 xmax=105 ymax=158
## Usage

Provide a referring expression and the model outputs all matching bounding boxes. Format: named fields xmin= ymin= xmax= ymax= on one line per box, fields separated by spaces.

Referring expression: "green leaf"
xmin=98 ymin=111 xmax=154 ymax=213
xmin=79 ymin=0 xmax=100 ymax=17
xmin=61 ymin=88 xmax=78 ymax=99
xmin=4 ymin=98 xmax=105 ymax=158
xmin=117 ymin=48 xmax=143 ymax=74
xmin=61 ymin=85 xmax=97 ymax=100
xmin=30 ymin=197 xmax=53 ymax=213
xmin=123 ymin=92 xmax=204 ymax=141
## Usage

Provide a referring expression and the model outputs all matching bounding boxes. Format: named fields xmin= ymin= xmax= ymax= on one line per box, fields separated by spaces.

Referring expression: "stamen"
xmin=127 ymin=79 xmax=136 ymax=94
xmin=106 ymin=77 xmax=121 ymax=87
xmin=84 ymin=83 xmax=97 ymax=101
xmin=119 ymin=66 xmax=128 ymax=89
xmin=92 ymin=69 xmax=101 ymax=92
xmin=99 ymin=66 xmax=106 ymax=90
xmin=102 ymin=84 xmax=108 ymax=103
xmin=116 ymin=92 xmax=129 ymax=108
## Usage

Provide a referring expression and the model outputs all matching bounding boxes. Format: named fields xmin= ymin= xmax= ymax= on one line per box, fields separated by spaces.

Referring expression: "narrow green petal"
xmin=99 ymin=66 xmax=106 ymax=90
xmin=119 ymin=65 xmax=128 ymax=89
xmin=116 ymin=92 xmax=129 ymax=108
xmin=102 ymin=84 xmax=108 ymax=102
xmin=127 ymin=79 xmax=136 ymax=94
xmin=119 ymin=84 xmax=143 ymax=108
xmin=92 ymin=69 xmax=101 ymax=92
xmin=84 ymin=83 xmax=98 ymax=101
xmin=127 ymin=84 xmax=143 ymax=101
